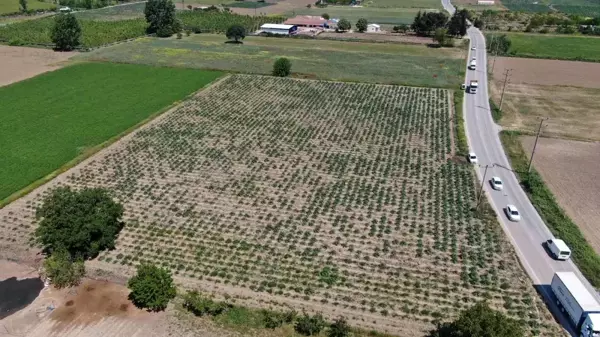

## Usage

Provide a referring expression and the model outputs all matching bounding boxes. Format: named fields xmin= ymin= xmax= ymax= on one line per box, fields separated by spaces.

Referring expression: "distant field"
xmin=81 ymin=34 xmax=465 ymax=88
xmin=0 ymin=0 xmax=55 ymax=15
xmin=74 ymin=2 xmax=146 ymax=21
xmin=488 ymin=33 xmax=600 ymax=62
xmin=368 ymin=0 xmax=442 ymax=8
xmin=501 ymin=0 xmax=600 ymax=16
xmin=0 ymin=63 xmax=222 ymax=201
xmin=288 ymin=6 xmax=431 ymax=25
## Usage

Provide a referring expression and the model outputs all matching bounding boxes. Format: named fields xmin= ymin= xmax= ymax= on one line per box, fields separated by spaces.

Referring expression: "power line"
xmin=498 ymin=68 xmax=512 ymax=111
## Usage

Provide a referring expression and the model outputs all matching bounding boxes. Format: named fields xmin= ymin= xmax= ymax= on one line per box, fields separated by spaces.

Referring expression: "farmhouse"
xmin=284 ymin=15 xmax=332 ymax=28
xmin=367 ymin=24 xmax=381 ymax=32
xmin=260 ymin=23 xmax=298 ymax=35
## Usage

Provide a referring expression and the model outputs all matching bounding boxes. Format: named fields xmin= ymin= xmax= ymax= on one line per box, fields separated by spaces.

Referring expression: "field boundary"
xmin=0 ymin=70 xmax=227 ymax=209
xmin=499 ymin=130 xmax=600 ymax=288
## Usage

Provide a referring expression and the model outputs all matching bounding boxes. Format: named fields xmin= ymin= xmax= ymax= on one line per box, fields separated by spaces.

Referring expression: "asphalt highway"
xmin=440 ymin=0 xmax=598 ymax=334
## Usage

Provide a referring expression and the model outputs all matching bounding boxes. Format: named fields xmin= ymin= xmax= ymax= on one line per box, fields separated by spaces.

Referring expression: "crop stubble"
xmin=0 ymin=75 xmax=559 ymax=335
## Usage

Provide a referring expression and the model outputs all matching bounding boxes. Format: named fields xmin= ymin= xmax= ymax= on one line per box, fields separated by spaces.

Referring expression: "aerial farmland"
xmin=0 ymin=75 xmax=559 ymax=335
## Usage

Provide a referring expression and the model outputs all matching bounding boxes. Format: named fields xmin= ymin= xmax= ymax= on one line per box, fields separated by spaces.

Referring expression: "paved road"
xmin=441 ymin=0 xmax=598 ymax=334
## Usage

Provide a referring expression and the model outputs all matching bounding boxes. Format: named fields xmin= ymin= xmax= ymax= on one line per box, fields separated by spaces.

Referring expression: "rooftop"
xmin=284 ymin=16 xmax=328 ymax=26
xmin=261 ymin=24 xmax=296 ymax=30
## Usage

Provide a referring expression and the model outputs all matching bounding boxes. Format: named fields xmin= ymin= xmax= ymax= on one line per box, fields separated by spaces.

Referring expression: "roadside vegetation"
xmin=0 ymin=62 xmax=222 ymax=202
xmin=500 ymin=131 xmax=600 ymax=288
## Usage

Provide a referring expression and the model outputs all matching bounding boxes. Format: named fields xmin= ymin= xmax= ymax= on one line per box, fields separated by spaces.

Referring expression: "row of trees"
xmin=412 ymin=9 xmax=471 ymax=38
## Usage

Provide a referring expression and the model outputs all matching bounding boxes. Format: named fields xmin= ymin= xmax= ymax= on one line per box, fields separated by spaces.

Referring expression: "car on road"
xmin=505 ymin=204 xmax=521 ymax=222
xmin=468 ymin=152 xmax=478 ymax=164
xmin=545 ymin=239 xmax=571 ymax=260
xmin=490 ymin=176 xmax=503 ymax=190
xmin=471 ymin=46 xmax=476 ymax=50
xmin=59 ymin=6 xmax=72 ymax=12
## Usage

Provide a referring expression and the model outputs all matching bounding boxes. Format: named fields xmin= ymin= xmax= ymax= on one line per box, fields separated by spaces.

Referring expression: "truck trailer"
xmin=551 ymin=272 xmax=600 ymax=337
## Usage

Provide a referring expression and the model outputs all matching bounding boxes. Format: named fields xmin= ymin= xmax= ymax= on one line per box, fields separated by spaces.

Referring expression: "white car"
xmin=59 ymin=6 xmax=72 ymax=12
xmin=468 ymin=152 xmax=478 ymax=164
xmin=505 ymin=204 xmax=521 ymax=222
xmin=471 ymin=46 xmax=476 ymax=50
xmin=490 ymin=176 xmax=503 ymax=190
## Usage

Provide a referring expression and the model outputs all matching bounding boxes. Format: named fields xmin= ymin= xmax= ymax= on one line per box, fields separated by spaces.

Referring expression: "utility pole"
xmin=476 ymin=164 xmax=493 ymax=211
xmin=491 ymin=35 xmax=498 ymax=74
xmin=528 ymin=117 xmax=548 ymax=173
xmin=498 ymin=68 xmax=512 ymax=111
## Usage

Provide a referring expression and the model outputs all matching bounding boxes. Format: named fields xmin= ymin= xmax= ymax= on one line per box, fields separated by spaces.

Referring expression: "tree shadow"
xmin=224 ymin=40 xmax=244 ymax=44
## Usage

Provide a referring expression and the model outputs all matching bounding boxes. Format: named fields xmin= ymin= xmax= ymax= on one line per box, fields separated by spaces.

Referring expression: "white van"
xmin=546 ymin=239 xmax=571 ymax=260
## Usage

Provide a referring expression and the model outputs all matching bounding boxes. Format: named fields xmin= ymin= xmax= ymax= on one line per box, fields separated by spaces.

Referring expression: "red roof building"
xmin=284 ymin=16 xmax=328 ymax=28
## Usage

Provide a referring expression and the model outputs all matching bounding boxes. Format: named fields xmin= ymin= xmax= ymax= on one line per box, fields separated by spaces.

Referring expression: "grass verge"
xmin=454 ymin=90 xmax=467 ymax=156
xmin=500 ymin=131 xmax=600 ymax=288
xmin=0 ymin=62 xmax=223 ymax=204
xmin=489 ymin=98 xmax=502 ymax=123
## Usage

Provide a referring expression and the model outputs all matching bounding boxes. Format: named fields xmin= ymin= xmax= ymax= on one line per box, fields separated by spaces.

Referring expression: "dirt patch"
xmin=491 ymin=56 xmax=600 ymax=88
xmin=318 ymin=32 xmax=434 ymax=44
xmin=521 ymin=136 xmax=600 ymax=255
xmin=0 ymin=46 xmax=77 ymax=87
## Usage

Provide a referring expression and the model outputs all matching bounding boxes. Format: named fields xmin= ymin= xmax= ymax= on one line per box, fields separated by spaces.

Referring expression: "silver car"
xmin=505 ymin=204 xmax=521 ymax=222
xmin=490 ymin=176 xmax=503 ymax=190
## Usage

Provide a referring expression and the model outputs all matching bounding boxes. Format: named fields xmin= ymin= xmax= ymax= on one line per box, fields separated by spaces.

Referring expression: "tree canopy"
xmin=51 ymin=13 xmax=81 ymax=51
xmin=487 ymin=34 xmax=511 ymax=55
xmin=144 ymin=0 xmax=180 ymax=37
xmin=128 ymin=263 xmax=177 ymax=311
xmin=337 ymin=18 xmax=351 ymax=31
xmin=356 ymin=18 xmax=367 ymax=32
xmin=448 ymin=9 xmax=468 ymax=37
xmin=226 ymin=24 xmax=246 ymax=43
xmin=412 ymin=11 xmax=448 ymax=36
xmin=43 ymin=247 xmax=85 ymax=288
xmin=35 ymin=187 xmax=124 ymax=259
xmin=428 ymin=301 xmax=525 ymax=337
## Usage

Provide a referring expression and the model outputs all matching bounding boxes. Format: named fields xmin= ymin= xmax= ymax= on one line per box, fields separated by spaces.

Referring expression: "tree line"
xmin=411 ymin=9 xmax=472 ymax=46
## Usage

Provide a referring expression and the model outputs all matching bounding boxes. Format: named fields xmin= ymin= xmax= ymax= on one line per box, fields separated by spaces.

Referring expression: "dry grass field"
xmin=0 ymin=46 xmax=76 ymax=87
xmin=490 ymin=57 xmax=600 ymax=141
xmin=521 ymin=136 xmax=600 ymax=255
xmin=0 ymin=75 xmax=560 ymax=336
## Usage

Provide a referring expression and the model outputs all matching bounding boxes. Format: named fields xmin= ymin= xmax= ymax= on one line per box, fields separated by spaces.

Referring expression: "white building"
xmin=477 ymin=0 xmax=495 ymax=4
xmin=260 ymin=24 xmax=298 ymax=35
xmin=367 ymin=24 xmax=381 ymax=33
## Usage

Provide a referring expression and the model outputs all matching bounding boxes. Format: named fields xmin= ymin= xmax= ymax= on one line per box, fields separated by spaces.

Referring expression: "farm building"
xmin=284 ymin=16 xmax=332 ymax=28
xmin=260 ymin=24 xmax=298 ymax=35
xmin=477 ymin=0 xmax=495 ymax=4
xmin=367 ymin=24 xmax=381 ymax=32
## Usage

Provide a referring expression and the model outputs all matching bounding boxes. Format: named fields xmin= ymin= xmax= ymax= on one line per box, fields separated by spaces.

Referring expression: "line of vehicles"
xmin=463 ymin=42 xmax=600 ymax=336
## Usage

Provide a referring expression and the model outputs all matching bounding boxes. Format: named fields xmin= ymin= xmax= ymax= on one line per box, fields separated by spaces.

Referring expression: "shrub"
xmin=183 ymin=290 xmax=231 ymax=316
xmin=35 ymin=187 xmax=124 ymax=259
xmin=127 ymin=263 xmax=177 ymax=311
xmin=328 ymin=316 xmax=350 ymax=337
xmin=43 ymin=247 xmax=85 ymax=288
xmin=337 ymin=18 xmax=351 ymax=31
xmin=295 ymin=312 xmax=326 ymax=335
xmin=319 ymin=266 xmax=339 ymax=286
xmin=272 ymin=57 xmax=292 ymax=77
xmin=322 ymin=13 xmax=330 ymax=19
xmin=51 ymin=13 xmax=81 ymax=51
xmin=262 ymin=309 xmax=297 ymax=328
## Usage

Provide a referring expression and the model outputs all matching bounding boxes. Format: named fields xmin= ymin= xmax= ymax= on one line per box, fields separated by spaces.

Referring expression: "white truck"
xmin=551 ymin=272 xmax=600 ymax=337
xmin=469 ymin=59 xmax=476 ymax=70
xmin=469 ymin=80 xmax=478 ymax=94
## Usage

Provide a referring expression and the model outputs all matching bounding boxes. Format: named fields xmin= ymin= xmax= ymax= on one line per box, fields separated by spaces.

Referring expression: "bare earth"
xmin=318 ymin=32 xmax=434 ymax=44
xmin=489 ymin=57 xmax=600 ymax=141
xmin=0 ymin=46 xmax=77 ymax=87
xmin=491 ymin=56 xmax=600 ymax=88
xmin=175 ymin=0 xmax=314 ymax=15
xmin=521 ymin=137 xmax=600 ymax=255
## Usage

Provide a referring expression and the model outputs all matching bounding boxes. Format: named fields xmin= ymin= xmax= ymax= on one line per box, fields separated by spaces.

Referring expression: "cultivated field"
xmin=0 ymin=45 xmax=76 ymax=87
xmin=521 ymin=137 xmax=600 ymax=256
xmin=489 ymin=57 xmax=600 ymax=141
xmin=286 ymin=7 xmax=428 ymax=26
xmin=0 ymin=75 xmax=560 ymax=336
xmin=0 ymin=62 xmax=222 ymax=201
xmin=81 ymin=34 xmax=465 ymax=88
xmin=487 ymin=32 xmax=600 ymax=62
xmin=0 ymin=0 xmax=54 ymax=15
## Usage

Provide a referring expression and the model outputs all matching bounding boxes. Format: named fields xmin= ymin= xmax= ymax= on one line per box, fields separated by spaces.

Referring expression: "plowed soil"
xmin=0 ymin=46 xmax=76 ymax=87
xmin=521 ymin=136 xmax=600 ymax=254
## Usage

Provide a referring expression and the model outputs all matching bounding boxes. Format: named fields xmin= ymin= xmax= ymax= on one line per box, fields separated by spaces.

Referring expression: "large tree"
xmin=448 ymin=9 xmax=468 ymax=37
xmin=226 ymin=24 xmax=246 ymax=43
xmin=337 ymin=18 xmax=351 ymax=32
xmin=356 ymin=18 xmax=367 ymax=32
xmin=51 ymin=13 xmax=81 ymax=51
xmin=428 ymin=301 xmax=525 ymax=337
xmin=19 ymin=0 xmax=27 ymax=12
xmin=487 ymin=34 xmax=511 ymax=55
xmin=144 ymin=0 xmax=180 ymax=37
xmin=128 ymin=263 xmax=177 ymax=311
xmin=35 ymin=187 xmax=124 ymax=259
xmin=272 ymin=57 xmax=292 ymax=77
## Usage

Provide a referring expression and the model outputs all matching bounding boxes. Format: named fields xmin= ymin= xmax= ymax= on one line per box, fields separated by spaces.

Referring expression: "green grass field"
xmin=0 ymin=63 xmax=222 ymax=201
xmin=73 ymin=2 xmax=146 ymax=21
xmin=80 ymin=34 xmax=464 ymax=88
xmin=0 ymin=0 xmax=55 ymax=15
xmin=288 ymin=6 xmax=430 ymax=25
xmin=489 ymin=33 xmax=600 ymax=62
